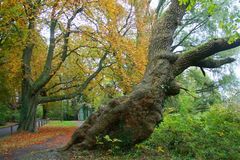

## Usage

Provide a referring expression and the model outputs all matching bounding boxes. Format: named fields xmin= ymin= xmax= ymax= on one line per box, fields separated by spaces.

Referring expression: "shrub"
xmin=0 ymin=103 xmax=20 ymax=125
xmin=144 ymin=105 xmax=240 ymax=160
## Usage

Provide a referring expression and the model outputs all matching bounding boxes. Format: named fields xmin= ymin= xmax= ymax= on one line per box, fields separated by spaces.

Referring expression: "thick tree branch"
xmin=148 ymin=0 xmax=187 ymax=59
xmin=38 ymin=52 xmax=109 ymax=104
xmin=38 ymin=92 xmax=80 ymax=104
xmin=21 ymin=15 xmax=36 ymax=84
xmin=33 ymin=7 xmax=83 ymax=93
xmin=173 ymin=38 xmax=240 ymax=75
xmin=193 ymin=57 xmax=235 ymax=68
xmin=32 ymin=3 xmax=58 ymax=92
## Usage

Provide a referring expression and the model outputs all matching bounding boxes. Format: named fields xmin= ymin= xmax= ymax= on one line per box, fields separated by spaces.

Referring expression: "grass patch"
xmin=46 ymin=121 xmax=78 ymax=127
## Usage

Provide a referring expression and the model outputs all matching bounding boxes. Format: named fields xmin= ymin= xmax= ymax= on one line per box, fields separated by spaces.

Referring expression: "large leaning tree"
xmin=63 ymin=0 xmax=240 ymax=150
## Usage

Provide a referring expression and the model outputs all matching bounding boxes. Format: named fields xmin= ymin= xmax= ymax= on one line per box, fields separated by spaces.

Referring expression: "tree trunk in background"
xmin=18 ymin=80 xmax=39 ymax=132
xmin=18 ymin=99 xmax=38 ymax=132
xmin=63 ymin=0 xmax=186 ymax=150
xmin=42 ymin=104 xmax=48 ymax=119
xmin=18 ymin=14 xmax=38 ymax=132
xmin=41 ymin=90 xmax=48 ymax=119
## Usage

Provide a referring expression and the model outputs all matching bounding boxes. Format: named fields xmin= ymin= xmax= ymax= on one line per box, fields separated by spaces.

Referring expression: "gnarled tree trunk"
xmin=64 ymin=0 xmax=240 ymax=150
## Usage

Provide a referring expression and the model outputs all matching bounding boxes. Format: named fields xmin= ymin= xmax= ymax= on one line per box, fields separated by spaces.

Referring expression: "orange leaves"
xmin=73 ymin=0 xmax=152 ymax=94
xmin=1 ymin=0 xmax=153 ymax=105
xmin=99 ymin=0 xmax=119 ymax=21
xmin=0 ymin=126 xmax=77 ymax=154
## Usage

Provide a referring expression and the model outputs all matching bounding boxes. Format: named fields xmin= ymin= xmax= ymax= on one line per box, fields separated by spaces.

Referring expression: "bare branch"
xmin=171 ymin=18 xmax=208 ymax=51
xmin=118 ymin=3 xmax=133 ymax=35
xmin=32 ymin=3 xmax=59 ymax=92
xmin=38 ymin=92 xmax=79 ymax=104
xmin=173 ymin=12 xmax=208 ymax=39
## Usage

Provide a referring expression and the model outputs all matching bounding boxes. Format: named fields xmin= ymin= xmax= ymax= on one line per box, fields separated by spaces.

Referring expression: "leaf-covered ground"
xmin=0 ymin=121 xmax=79 ymax=160
xmin=0 ymin=120 xmax=169 ymax=160
xmin=1 ymin=105 xmax=239 ymax=160
xmin=22 ymin=106 xmax=240 ymax=160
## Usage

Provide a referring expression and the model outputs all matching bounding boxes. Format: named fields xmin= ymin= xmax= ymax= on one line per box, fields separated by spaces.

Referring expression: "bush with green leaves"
xmin=0 ymin=103 xmax=19 ymax=125
xmin=0 ymin=103 xmax=8 ymax=125
xmin=144 ymin=105 xmax=240 ymax=160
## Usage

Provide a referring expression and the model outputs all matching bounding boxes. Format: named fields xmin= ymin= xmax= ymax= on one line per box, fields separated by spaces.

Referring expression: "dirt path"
xmin=1 ymin=134 xmax=67 ymax=160
xmin=0 ymin=121 xmax=84 ymax=160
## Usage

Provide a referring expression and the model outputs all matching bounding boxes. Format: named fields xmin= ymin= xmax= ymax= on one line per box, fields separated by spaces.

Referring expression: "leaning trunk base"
xmin=64 ymin=86 xmax=166 ymax=150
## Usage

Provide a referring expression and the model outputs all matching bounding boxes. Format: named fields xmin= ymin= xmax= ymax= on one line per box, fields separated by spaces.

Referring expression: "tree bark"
xmin=18 ymin=88 xmax=39 ymax=132
xmin=18 ymin=13 xmax=38 ymax=132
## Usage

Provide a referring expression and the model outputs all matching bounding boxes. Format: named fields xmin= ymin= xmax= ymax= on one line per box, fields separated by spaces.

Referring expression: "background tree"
xmin=0 ymin=0 xmax=153 ymax=131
